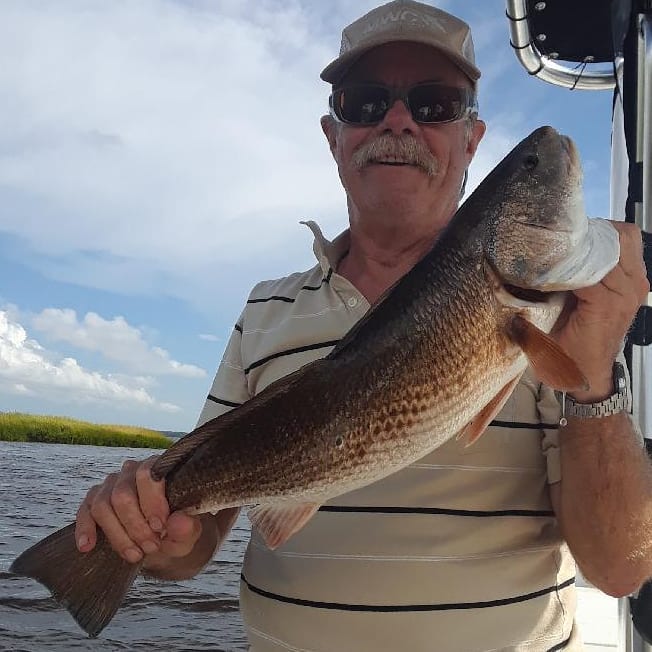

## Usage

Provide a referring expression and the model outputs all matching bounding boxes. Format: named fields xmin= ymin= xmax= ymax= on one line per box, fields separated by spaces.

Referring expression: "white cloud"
xmin=0 ymin=0 xmax=608 ymax=316
xmin=0 ymin=310 xmax=180 ymax=412
xmin=199 ymin=333 xmax=220 ymax=342
xmin=31 ymin=308 xmax=206 ymax=378
xmin=0 ymin=0 xmax=345 ymax=302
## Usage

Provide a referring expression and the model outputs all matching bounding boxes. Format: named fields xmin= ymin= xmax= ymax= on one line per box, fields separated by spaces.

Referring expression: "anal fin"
xmin=458 ymin=375 xmax=522 ymax=447
xmin=248 ymin=503 xmax=320 ymax=549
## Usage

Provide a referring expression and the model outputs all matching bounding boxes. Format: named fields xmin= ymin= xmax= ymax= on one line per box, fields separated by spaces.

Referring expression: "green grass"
xmin=0 ymin=412 xmax=172 ymax=449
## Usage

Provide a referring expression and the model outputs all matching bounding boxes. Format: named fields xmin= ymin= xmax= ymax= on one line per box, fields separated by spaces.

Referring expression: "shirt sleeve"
xmin=538 ymin=349 xmax=643 ymax=485
xmin=195 ymin=314 xmax=250 ymax=429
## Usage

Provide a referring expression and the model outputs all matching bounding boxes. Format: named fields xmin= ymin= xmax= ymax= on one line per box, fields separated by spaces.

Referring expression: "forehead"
xmin=341 ymin=42 xmax=471 ymax=88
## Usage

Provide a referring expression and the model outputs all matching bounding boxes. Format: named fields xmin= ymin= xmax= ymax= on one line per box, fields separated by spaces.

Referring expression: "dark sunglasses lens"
xmin=335 ymin=86 xmax=390 ymax=124
xmin=407 ymin=85 xmax=465 ymax=123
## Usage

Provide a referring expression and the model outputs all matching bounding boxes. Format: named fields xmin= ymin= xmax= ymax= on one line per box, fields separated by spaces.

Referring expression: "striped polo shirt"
xmin=197 ymin=221 xmax=584 ymax=651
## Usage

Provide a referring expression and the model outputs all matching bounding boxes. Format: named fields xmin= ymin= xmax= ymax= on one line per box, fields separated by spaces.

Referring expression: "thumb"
xmin=158 ymin=511 xmax=203 ymax=558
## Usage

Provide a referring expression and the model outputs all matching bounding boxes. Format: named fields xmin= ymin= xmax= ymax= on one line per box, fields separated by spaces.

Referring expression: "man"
xmin=74 ymin=1 xmax=651 ymax=650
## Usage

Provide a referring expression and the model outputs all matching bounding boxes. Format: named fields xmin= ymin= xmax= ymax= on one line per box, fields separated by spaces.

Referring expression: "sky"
xmin=0 ymin=0 xmax=622 ymax=432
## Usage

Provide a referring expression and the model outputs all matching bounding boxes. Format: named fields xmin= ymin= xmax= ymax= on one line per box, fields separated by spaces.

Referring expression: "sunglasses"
xmin=329 ymin=82 xmax=478 ymax=126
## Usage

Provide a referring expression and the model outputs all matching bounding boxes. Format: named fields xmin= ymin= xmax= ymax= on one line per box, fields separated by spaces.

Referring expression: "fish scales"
xmin=10 ymin=126 xmax=622 ymax=637
xmin=164 ymin=235 xmax=519 ymax=515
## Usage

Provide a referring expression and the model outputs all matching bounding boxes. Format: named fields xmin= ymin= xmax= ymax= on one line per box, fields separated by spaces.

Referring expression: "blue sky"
xmin=0 ymin=0 xmax=618 ymax=432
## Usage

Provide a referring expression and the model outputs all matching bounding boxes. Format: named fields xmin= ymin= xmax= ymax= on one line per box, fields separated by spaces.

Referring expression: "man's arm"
xmin=549 ymin=415 xmax=652 ymax=597
xmin=548 ymin=221 xmax=651 ymax=597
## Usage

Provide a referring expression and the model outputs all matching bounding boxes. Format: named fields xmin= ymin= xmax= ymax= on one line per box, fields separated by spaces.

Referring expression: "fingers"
xmin=97 ymin=471 xmax=151 ymax=563
xmin=611 ymin=221 xmax=642 ymax=262
xmin=74 ymin=454 xmax=208 ymax=568
xmin=157 ymin=512 xmax=203 ymax=558
xmin=141 ymin=512 xmax=218 ymax=579
xmin=152 ymin=509 xmax=239 ymax=564
xmin=109 ymin=460 xmax=161 ymax=560
xmin=75 ymin=485 xmax=99 ymax=553
xmin=558 ymin=222 xmax=648 ymax=366
xmin=578 ymin=222 xmax=649 ymax=310
xmin=75 ymin=455 xmax=168 ymax=563
xmin=610 ymin=222 xmax=649 ymax=297
xmin=572 ymin=260 xmax=627 ymax=309
xmin=552 ymin=222 xmax=647 ymax=401
xmin=134 ymin=457 xmax=169 ymax=534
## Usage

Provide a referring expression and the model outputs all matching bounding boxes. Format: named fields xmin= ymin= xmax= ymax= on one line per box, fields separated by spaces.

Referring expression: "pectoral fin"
xmin=248 ymin=503 xmax=321 ymax=549
xmin=458 ymin=375 xmax=522 ymax=447
xmin=508 ymin=315 xmax=589 ymax=392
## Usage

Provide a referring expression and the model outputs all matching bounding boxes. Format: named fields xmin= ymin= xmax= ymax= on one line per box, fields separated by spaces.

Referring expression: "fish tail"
xmin=10 ymin=522 xmax=141 ymax=637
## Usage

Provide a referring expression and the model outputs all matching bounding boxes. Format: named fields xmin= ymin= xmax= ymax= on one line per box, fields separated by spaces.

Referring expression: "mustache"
xmin=351 ymin=134 xmax=439 ymax=177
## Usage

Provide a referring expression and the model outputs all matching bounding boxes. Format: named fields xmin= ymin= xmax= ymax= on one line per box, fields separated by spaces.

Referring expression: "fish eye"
xmin=523 ymin=154 xmax=539 ymax=170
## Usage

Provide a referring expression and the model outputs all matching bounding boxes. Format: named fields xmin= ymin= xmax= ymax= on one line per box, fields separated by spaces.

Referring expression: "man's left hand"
xmin=552 ymin=221 xmax=649 ymax=402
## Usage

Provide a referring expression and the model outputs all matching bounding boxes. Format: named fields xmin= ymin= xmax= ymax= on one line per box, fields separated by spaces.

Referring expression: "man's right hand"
xmin=74 ymin=455 xmax=204 ymax=572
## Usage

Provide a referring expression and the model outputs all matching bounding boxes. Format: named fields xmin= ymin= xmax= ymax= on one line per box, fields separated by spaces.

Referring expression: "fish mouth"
xmin=485 ymin=260 xmax=556 ymax=306
xmin=512 ymin=219 xmax=571 ymax=233
xmin=503 ymin=284 xmax=550 ymax=303
xmin=560 ymin=134 xmax=582 ymax=178
xmin=560 ymin=135 xmax=579 ymax=166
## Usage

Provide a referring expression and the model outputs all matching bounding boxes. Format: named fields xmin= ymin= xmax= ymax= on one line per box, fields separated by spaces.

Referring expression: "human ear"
xmin=320 ymin=114 xmax=339 ymax=156
xmin=466 ymin=118 xmax=486 ymax=160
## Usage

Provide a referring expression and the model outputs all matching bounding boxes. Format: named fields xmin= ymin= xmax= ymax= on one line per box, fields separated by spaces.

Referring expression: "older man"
xmin=75 ymin=1 xmax=651 ymax=650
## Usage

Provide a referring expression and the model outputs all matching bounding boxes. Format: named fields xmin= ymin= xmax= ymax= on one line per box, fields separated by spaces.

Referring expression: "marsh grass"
xmin=0 ymin=412 xmax=171 ymax=448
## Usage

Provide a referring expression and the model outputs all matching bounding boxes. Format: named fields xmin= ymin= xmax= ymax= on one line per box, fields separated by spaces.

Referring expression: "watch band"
xmin=560 ymin=361 xmax=630 ymax=424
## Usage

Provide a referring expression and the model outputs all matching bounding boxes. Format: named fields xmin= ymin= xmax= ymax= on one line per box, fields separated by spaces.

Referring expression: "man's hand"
xmin=74 ymin=456 xmax=203 ymax=570
xmin=552 ymin=221 xmax=649 ymax=402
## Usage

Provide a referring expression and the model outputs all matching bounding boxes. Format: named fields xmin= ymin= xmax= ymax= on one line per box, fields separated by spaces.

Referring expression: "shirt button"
xmin=347 ymin=297 xmax=358 ymax=307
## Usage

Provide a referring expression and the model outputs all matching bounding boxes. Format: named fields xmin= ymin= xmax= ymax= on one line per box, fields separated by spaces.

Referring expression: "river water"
xmin=0 ymin=441 xmax=250 ymax=651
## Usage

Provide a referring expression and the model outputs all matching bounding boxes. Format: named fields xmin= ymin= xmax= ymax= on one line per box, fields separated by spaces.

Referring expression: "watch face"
xmin=613 ymin=361 xmax=627 ymax=395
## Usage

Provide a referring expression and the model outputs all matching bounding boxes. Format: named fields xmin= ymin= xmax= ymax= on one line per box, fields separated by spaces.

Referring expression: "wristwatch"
xmin=561 ymin=361 xmax=631 ymax=420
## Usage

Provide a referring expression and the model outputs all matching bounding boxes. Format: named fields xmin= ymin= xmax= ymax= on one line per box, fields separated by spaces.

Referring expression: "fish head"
xmin=480 ymin=126 xmax=619 ymax=291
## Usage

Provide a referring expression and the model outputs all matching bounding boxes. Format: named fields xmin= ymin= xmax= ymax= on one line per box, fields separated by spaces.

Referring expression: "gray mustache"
xmin=351 ymin=134 xmax=439 ymax=177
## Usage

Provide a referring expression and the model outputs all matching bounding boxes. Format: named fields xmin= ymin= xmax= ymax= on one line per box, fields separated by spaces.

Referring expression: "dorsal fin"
xmin=326 ymin=282 xmax=397 ymax=359
xmin=150 ymin=416 xmax=233 ymax=481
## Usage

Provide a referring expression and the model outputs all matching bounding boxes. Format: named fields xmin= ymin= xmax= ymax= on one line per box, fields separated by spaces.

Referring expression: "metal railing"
xmin=629 ymin=16 xmax=652 ymax=644
xmin=505 ymin=0 xmax=617 ymax=90
xmin=642 ymin=15 xmax=652 ymax=237
xmin=505 ymin=3 xmax=652 ymax=651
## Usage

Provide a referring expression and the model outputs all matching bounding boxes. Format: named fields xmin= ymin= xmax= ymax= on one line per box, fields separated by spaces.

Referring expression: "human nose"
xmin=378 ymin=98 xmax=417 ymax=135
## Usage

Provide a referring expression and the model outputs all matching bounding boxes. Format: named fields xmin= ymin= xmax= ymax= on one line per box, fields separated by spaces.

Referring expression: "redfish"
xmin=11 ymin=126 xmax=620 ymax=637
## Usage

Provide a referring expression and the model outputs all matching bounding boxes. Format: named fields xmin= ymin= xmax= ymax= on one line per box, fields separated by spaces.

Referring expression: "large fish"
xmin=11 ymin=126 xmax=620 ymax=637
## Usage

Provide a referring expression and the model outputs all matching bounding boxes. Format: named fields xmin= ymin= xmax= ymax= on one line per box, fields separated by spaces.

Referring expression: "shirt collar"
xmin=301 ymin=220 xmax=350 ymax=276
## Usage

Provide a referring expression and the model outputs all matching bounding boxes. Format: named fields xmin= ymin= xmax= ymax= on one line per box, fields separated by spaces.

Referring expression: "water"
xmin=0 ymin=441 xmax=250 ymax=651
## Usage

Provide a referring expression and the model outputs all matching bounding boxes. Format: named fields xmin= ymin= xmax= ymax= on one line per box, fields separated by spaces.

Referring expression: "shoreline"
xmin=0 ymin=412 xmax=171 ymax=449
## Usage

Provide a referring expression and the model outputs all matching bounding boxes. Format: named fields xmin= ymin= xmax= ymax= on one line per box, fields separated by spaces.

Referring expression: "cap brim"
xmin=320 ymin=36 xmax=481 ymax=86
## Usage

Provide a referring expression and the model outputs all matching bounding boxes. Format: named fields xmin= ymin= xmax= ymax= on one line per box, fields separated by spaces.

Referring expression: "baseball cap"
xmin=320 ymin=0 xmax=481 ymax=86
